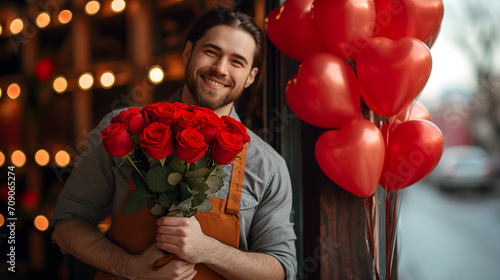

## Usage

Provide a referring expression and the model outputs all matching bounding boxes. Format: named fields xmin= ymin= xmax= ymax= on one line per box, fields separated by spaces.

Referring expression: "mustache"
xmin=198 ymin=69 xmax=233 ymax=86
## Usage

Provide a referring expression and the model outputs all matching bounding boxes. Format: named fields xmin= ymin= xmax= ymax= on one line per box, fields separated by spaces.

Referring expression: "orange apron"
xmin=95 ymin=146 xmax=247 ymax=280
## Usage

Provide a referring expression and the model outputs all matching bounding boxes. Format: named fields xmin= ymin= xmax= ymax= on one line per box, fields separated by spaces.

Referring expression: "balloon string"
xmin=364 ymin=195 xmax=380 ymax=280
xmin=385 ymin=192 xmax=391 ymax=280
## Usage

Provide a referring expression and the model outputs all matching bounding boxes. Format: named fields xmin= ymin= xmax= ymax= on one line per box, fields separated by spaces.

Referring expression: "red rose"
xmin=139 ymin=122 xmax=174 ymax=160
xmin=196 ymin=111 xmax=225 ymax=145
xmin=172 ymin=102 xmax=189 ymax=111
xmin=140 ymin=102 xmax=164 ymax=125
xmin=222 ymin=116 xmax=251 ymax=143
xmin=111 ymin=108 xmax=146 ymax=135
xmin=211 ymin=130 xmax=244 ymax=165
xmin=152 ymin=102 xmax=180 ymax=127
xmin=101 ymin=123 xmax=134 ymax=157
xmin=175 ymin=128 xmax=208 ymax=163
xmin=174 ymin=110 xmax=198 ymax=135
xmin=187 ymin=105 xmax=214 ymax=114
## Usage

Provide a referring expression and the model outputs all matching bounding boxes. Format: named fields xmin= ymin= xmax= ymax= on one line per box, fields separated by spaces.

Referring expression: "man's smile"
xmin=201 ymin=75 xmax=230 ymax=89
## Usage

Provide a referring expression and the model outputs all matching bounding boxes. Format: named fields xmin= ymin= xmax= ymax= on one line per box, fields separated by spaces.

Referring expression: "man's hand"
xmin=126 ymin=243 xmax=197 ymax=280
xmin=156 ymin=216 xmax=214 ymax=264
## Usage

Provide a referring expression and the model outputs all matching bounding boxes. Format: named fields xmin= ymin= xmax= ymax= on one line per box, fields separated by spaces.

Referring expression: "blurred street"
xmin=398 ymin=180 xmax=500 ymax=280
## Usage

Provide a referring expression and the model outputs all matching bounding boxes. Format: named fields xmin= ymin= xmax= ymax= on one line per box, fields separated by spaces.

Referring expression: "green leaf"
xmin=214 ymin=167 xmax=228 ymax=179
xmin=178 ymin=197 xmax=193 ymax=213
xmin=151 ymin=204 xmax=167 ymax=217
xmin=159 ymin=192 xmax=174 ymax=209
xmin=146 ymin=165 xmax=170 ymax=192
xmin=194 ymin=155 xmax=209 ymax=169
xmin=197 ymin=198 xmax=213 ymax=212
xmin=168 ymin=172 xmax=183 ymax=185
xmin=168 ymin=155 xmax=186 ymax=173
xmin=146 ymin=196 xmax=156 ymax=209
xmin=187 ymin=178 xmax=209 ymax=193
xmin=205 ymin=176 xmax=224 ymax=193
xmin=178 ymin=181 xmax=194 ymax=201
xmin=186 ymin=167 xmax=211 ymax=178
xmin=122 ymin=189 xmax=150 ymax=215
xmin=192 ymin=193 xmax=207 ymax=207
xmin=159 ymin=157 xmax=167 ymax=167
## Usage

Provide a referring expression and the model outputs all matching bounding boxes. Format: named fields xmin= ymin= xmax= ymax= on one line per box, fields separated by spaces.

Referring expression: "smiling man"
xmin=51 ymin=8 xmax=297 ymax=280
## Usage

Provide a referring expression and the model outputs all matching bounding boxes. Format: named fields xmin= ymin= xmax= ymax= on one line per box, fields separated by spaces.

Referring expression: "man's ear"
xmin=244 ymin=67 xmax=259 ymax=88
xmin=183 ymin=41 xmax=193 ymax=65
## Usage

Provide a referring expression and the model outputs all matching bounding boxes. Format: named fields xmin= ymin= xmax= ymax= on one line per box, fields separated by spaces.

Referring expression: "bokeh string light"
xmin=53 ymin=76 xmax=68 ymax=94
xmin=34 ymin=149 xmax=50 ymax=167
xmin=148 ymin=65 xmax=165 ymax=84
xmin=9 ymin=18 xmax=23 ymax=35
xmin=7 ymin=83 xmax=21 ymax=99
xmin=36 ymin=11 xmax=51 ymax=29
xmin=85 ymin=0 xmax=101 ymax=15
xmin=111 ymin=0 xmax=126 ymax=13
xmin=78 ymin=73 xmax=94 ymax=90
xmin=58 ymin=10 xmax=72 ymax=24
xmin=11 ymin=150 xmax=26 ymax=168
xmin=100 ymin=71 xmax=116 ymax=89
xmin=55 ymin=150 xmax=71 ymax=167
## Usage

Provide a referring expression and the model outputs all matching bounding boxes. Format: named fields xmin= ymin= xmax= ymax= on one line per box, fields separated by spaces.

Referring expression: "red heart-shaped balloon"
xmin=380 ymin=120 xmax=444 ymax=191
xmin=374 ymin=0 xmax=444 ymax=47
xmin=286 ymin=52 xmax=362 ymax=128
xmin=357 ymin=37 xmax=432 ymax=117
xmin=311 ymin=0 xmax=376 ymax=60
xmin=265 ymin=0 xmax=323 ymax=61
xmin=315 ymin=119 xmax=385 ymax=197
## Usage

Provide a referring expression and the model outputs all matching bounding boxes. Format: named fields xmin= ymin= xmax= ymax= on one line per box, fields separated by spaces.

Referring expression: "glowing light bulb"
xmin=11 ymin=150 xmax=26 ymax=168
xmin=34 ymin=149 xmax=50 ymax=167
xmin=148 ymin=65 xmax=165 ymax=84
xmin=0 ymin=214 xmax=4 ymax=228
xmin=0 ymin=24 xmax=3 ymax=36
xmin=53 ymin=76 xmax=68 ymax=94
xmin=85 ymin=0 xmax=101 ymax=15
xmin=111 ymin=0 xmax=126 ymax=13
xmin=0 ymin=87 xmax=2 ymax=99
xmin=58 ymin=10 xmax=72 ymax=24
xmin=10 ymin=18 xmax=24 ymax=35
xmin=100 ymin=71 xmax=115 ymax=88
xmin=36 ymin=12 xmax=51 ymax=29
xmin=7 ymin=83 xmax=21 ymax=99
xmin=34 ymin=215 xmax=49 ymax=231
xmin=55 ymin=150 xmax=70 ymax=167
xmin=78 ymin=73 xmax=94 ymax=91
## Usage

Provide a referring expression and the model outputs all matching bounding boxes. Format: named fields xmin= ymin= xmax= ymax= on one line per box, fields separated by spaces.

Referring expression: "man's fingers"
xmin=156 ymin=216 xmax=193 ymax=227
xmin=157 ymin=259 xmax=196 ymax=278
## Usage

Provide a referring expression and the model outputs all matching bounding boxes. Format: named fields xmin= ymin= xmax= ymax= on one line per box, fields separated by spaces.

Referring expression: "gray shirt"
xmin=51 ymin=92 xmax=297 ymax=279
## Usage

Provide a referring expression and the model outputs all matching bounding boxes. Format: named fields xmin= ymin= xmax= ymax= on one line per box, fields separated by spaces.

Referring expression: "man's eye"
xmin=232 ymin=60 xmax=244 ymax=67
xmin=205 ymin=50 xmax=217 ymax=56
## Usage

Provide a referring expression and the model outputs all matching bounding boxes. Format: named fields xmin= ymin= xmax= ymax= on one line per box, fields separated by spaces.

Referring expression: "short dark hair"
xmin=185 ymin=8 xmax=264 ymax=69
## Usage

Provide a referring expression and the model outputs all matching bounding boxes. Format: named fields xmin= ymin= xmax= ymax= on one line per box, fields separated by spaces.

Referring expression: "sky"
xmin=419 ymin=0 xmax=500 ymax=105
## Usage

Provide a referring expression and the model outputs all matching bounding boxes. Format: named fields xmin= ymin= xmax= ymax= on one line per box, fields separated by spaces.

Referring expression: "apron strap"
xmin=226 ymin=144 xmax=247 ymax=215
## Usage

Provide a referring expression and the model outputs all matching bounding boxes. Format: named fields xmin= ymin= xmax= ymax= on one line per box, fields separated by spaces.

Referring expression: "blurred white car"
xmin=436 ymin=145 xmax=496 ymax=191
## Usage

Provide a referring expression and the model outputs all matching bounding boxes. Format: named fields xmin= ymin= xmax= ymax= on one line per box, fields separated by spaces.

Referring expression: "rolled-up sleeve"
xmin=51 ymin=112 xmax=119 ymax=229
xmin=248 ymin=155 xmax=297 ymax=279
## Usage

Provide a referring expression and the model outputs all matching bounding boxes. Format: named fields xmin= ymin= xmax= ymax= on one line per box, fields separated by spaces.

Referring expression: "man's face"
xmin=183 ymin=25 xmax=259 ymax=110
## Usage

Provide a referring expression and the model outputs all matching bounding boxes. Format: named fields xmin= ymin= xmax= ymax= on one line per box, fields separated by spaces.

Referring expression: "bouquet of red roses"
xmin=100 ymin=101 xmax=250 ymax=217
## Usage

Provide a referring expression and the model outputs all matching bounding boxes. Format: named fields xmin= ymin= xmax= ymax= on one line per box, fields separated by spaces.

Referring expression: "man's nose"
xmin=211 ymin=59 xmax=229 ymax=76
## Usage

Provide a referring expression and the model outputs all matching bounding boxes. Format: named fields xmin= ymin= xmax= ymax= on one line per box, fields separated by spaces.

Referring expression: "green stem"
xmin=185 ymin=162 xmax=191 ymax=177
xmin=126 ymin=154 xmax=145 ymax=179
xmin=204 ymin=164 xmax=221 ymax=182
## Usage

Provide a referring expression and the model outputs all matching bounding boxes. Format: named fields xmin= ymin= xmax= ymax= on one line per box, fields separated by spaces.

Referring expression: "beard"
xmin=185 ymin=57 xmax=246 ymax=110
